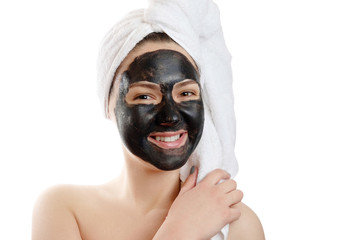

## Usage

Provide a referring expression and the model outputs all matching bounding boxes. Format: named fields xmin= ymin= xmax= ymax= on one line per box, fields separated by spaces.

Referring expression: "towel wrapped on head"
xmin=97 ymin=1 xmax=238 ymax=239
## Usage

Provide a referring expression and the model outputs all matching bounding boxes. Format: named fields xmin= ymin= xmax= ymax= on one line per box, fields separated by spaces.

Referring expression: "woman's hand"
xmin=153 ymin=167 xmax=243 ymax=240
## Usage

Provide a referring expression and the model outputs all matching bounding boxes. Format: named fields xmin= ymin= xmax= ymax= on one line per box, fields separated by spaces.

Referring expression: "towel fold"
xmin=97 ymin=1 xmax=238 ymax=239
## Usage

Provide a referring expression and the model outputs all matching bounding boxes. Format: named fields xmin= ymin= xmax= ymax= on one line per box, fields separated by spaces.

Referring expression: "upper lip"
xmin=148 ymin=129 xmax=187 ymax=138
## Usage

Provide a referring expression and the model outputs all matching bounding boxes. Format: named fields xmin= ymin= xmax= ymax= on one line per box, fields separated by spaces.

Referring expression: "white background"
xmin=0 ymin=0 xmax=359 ymax=239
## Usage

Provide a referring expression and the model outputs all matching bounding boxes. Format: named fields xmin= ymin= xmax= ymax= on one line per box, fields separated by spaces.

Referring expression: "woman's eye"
xmin=125 ymin=86 xmax=162 ymax=104
xmin=181 ymin=92 xmax=193 ymax=97
xmin=136 ymin=95 xmax=151 ymax=100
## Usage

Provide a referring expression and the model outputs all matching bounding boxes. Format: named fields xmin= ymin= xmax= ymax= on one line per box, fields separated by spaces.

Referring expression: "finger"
xmin=179 ymin=166 xmax=198 ymax=195
xmin=201 ymin=169 xmax=230 ymax=185
xmin=217 ymin=179 xmax=237 ymax=194
xmin=228 ymin=207 xmax=242 ymax=223
xmin=225 ymin=189 xmax=244 ymax=207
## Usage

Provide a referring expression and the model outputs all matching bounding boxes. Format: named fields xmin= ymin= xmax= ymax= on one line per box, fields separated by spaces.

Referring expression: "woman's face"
xmin=109 ymin=42 xmax=204 ymax=171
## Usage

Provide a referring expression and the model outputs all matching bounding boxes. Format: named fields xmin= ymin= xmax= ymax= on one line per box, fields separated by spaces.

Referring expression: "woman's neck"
xmin=118 ymin=146 xmax=181 ymax=214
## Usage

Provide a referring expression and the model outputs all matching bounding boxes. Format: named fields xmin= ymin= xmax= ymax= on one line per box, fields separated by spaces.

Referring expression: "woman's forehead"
xmin=117 ymin=41 xmax=197 ymax=77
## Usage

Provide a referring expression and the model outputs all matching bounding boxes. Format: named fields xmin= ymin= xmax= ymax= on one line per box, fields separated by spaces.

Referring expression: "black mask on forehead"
xmin=115 ymin=50 xmax=204 ymax=171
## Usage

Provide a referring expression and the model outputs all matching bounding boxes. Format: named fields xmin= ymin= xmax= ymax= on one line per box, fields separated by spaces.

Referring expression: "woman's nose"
xmin=156 ymin=99 xmax=181 ymax=126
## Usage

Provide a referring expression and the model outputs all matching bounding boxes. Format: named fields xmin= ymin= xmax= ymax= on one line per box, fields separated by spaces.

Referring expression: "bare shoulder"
xmin=32 ymin=184 xmax=110 ymax=240
xmin=32 ymin=184 xmax=83 ymax=240
xmin=228 ymin=202 xmax=265 ymax=240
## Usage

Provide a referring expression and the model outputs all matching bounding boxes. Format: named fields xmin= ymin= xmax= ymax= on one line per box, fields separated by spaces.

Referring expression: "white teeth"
xmin=154 ymin=134 xmax=180 ymax=142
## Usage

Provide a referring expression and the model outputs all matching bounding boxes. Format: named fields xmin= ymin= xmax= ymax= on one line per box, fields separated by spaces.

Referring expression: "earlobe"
xmin=107 ymin=101 xmax=117 ymax=123
xmin=107 ymin=90 xmax=119 ymax=123
xmin=109 ymin=111 xmax=117 ymax=124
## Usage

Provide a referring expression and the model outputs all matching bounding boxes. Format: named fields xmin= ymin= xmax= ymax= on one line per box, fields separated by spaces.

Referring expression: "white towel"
xmin=97 ymin=1 xmax=238 ymax=239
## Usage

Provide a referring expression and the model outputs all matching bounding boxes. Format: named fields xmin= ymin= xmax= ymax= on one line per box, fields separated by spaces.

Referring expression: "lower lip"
xmin=147 ymin=132 xmax=188 ymax=149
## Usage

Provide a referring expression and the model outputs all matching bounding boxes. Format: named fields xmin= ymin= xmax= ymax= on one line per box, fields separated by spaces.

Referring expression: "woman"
xmin=32 ymin=1 xmax=265 ymax=239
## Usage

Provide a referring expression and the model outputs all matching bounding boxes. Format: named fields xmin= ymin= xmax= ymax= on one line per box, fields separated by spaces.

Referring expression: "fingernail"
xmin=190 ymin=166 xmax=195 ymax=175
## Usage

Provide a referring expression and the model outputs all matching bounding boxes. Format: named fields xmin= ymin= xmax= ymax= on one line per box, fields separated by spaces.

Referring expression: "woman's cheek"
xmin=127 ymin=105 xmax=157 ymax=130
xmin=179 ymin=100 xmax=204 ymax=141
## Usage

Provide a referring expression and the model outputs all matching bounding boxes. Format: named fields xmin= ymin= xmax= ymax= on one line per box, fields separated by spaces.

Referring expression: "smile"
xmin=148 ymin=130 xmax=188 ymax=149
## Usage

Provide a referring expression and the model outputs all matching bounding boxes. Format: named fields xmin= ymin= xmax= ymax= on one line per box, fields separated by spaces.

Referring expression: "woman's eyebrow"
xmin=174 ymin=79 xmax=199 ymax=88
xmin=129 ymin=81 xmax=160 ymax=90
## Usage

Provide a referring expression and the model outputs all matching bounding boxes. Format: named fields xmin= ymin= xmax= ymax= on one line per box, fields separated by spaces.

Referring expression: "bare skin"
xmin=32 ymin=41 xmax=265 ymax=240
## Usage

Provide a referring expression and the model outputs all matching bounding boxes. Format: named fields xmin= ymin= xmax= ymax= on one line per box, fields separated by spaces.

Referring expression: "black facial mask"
xmin=115 ymin=50 xmax=204 ymax=171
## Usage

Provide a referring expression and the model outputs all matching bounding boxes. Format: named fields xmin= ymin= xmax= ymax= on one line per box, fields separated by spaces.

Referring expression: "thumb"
xmin=179 ymin=166 xmax=198 ymax=195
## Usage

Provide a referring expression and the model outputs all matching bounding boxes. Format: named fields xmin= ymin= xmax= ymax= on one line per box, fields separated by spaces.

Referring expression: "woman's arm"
xmin=32 ymin=185 xmax=82 ymax=240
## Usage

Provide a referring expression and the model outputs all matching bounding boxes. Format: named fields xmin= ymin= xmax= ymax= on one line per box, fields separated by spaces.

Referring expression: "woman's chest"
xmin=76 ymin=204 xmax=168 ymax=240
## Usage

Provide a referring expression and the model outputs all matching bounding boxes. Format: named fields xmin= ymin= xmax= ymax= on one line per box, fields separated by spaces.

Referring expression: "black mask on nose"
xmin=115 ymin=50 xmax=204 ymax=170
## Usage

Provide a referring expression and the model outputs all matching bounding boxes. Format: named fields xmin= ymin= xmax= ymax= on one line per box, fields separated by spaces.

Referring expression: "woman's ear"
xmin=107 ymin=77 xmax=121 ymax=124
xmin=108 ymin=108 xmax=117 ymax=124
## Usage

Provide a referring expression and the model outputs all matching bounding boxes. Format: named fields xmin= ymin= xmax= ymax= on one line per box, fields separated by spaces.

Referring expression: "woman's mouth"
xmin=148 ymin=130 xmax=188 ymax=149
